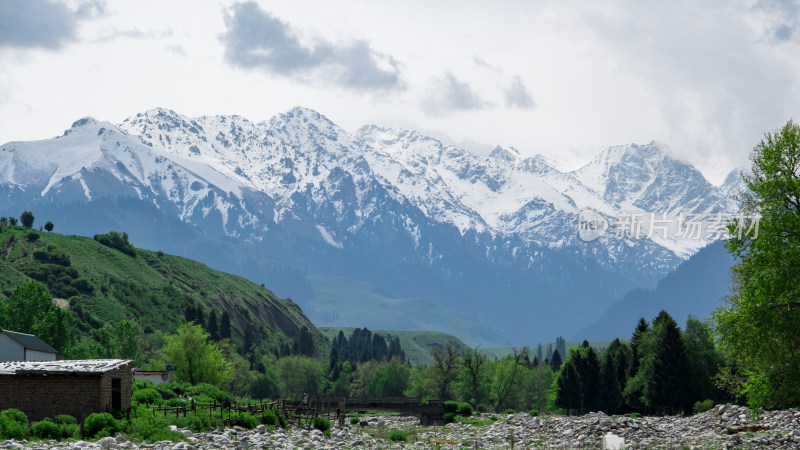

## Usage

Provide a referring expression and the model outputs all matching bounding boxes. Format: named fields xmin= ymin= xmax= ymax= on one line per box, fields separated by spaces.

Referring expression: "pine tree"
xmin=630 ymin=317 xmax=649 ymax=375
xmin=645 ymin=311 xmax=692 ymax=414
xmin=579 ymin=346 xmax=601 ymax=412
xmin=207 ymin=310 xmax=219 ymax=341
xmin=555 ymin=353 xmax=583 ymax=415
xmin=550 ymin=349 xmax=563 ymax=371
xmin=220 ymin=311 xmax=232 ymax=340
xmin=600 ymin=351 xmax=624 ymax=414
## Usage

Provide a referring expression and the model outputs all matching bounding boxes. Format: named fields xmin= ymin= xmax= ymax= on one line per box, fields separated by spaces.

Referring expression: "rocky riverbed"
xmin=3 ymin=404 xmax=800 ymax=449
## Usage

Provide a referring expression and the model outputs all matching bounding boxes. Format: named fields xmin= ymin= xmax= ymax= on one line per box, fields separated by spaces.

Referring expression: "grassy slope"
xmin=319 ymin=327 xmax=470 ymax=367
xmin=304 ymin=273 xmax=507 ymax=348
xmin=0 ymin=226 xmax=327 ymax=356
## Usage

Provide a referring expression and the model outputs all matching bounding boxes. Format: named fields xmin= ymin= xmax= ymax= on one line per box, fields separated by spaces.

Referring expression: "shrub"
xmin=694 ymin=399 xmax=714 ymax=414
xmin=236 ymin=412 xmax=257 ymax=430
xmin=388 ymin=429 xmax=408 ymax=442
xmin=166 ymin=397 xmax=189 ymax=408
xmin=313 ymin=417 xmax=332 ymax=433
xmin=349 ymin=416 xmax=360 ymax=425
xmin=26 ymin=232 xmax=40 ymax=242
xmin=504 ymin=409 xmax=516 ymax=415
xmin=277 ymin=413 xmax=287 ymax=429
xmin=630 ymin=412 xmax=642 ymax=419
xmin=32 ymin=419 xmax=61 ymax=440
xmin=189 ymin=383 xmax=230 ymax=403
xmin=175 ymin=415 xmax=210 ymax=433
xmin=443 ymin=401 xmax=459 ymax=413
xmin=82 ymin=413 xmax=122 ymax=439
xmin=457 ymin=403 xmax=473 ymax=417
xmin=56 ymin=414 xmax=77 ymax=425
xmin=133 ymin=379 xmax=157 ymax=392
xmin=528 ymin=409 xmax=539 ymax=417
xmin=0 ymin=409 xmax=29 ymax=440
xmin=0 ymin=409 xmax=28 ymax=426
xmin=443 ymin=412 xmax=456 ymax=424
xmin=60 ymin=423 xmax=80 ymax=439
xmin=260 ymin=410 xmax=278 ymax=427
xmin=128 ymin=415 xmax=182 ymax=443
xmin=133 ymin=388 xmax=161 ymax=405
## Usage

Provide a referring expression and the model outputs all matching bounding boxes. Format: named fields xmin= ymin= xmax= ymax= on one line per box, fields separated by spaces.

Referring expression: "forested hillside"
xmin=0 ymin=223 xmax=327 ymax=358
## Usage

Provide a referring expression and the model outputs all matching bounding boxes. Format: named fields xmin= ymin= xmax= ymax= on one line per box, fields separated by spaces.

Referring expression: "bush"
xmin=388 ymin=429 xmax=408 ymax=442
xmin=457 ymin=403 xmax=473 ymax=417
xmin=60 ymin=423 xmax=80 ymax=439
xmin=56 ymin=414 xmax=77 ymax=425
xmin=630 ymin=412 xmax=642 ymax=419
xmin=694 ymin=399 xmax=714 ymax=414
xmin=82 ymin=413 xmax=122 ymax=439
xmin=504 ymin=409 xmax=516 ymax=415
xmin=0 ymin=409 xmax=28 ymax=426
xmin=166 ymin=397 xmax=189 ymax=408
xmin=133 ymin=388 xmax=161 ymax=405
xmin=443 ymin=412 xmax=456 ymax=424
xmin=188 ymin=383 xmax=230 ymax=403
xmin=313 ymin=417 xmax=332 ymax=433
xmin=32 ymin=419 xmax=61 ymax=440
xmin=260 ymin=410 xmax=278 ymax=427
xmin=349 ymin=416 xmax=360 ymax=425
xmin=236 ymin=412 xmax=257 ymax=429
xmin=528 ymin=409 xmax=539 ymax=417
xmin=175 ymin=415 xmax=210 ymax=433
xmin=277 ymin=413 xmax=287 ymax=429
xmin=26 ymin=232 xmax=40 ymax=242
xmin=128 ymin=415 xmax=181 ymax=443
xmin=0 ymin=409 xmax=29 ymax=440
xmin=443 ymin=401 xmax=459 ymax=413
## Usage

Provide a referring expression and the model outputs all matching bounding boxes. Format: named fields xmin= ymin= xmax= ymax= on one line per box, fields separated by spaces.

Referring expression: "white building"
xmin=0 ymin=330 xmax=58 ymax=361
xmin=132 ymin=369 xmax=172 ymax=385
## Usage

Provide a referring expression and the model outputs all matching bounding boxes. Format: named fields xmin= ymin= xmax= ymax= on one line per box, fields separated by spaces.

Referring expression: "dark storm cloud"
xmin=0 ymin=0 xmax=104 ymax=50
xmin=220 ymin=1 xmax=402 ymax=91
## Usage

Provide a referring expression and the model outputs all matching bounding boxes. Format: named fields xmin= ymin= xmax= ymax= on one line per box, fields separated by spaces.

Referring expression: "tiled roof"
xmin=1 ymin=330 xmax=57 ymax=353
xmin=0 ymin=359 xmax=131 ymax=375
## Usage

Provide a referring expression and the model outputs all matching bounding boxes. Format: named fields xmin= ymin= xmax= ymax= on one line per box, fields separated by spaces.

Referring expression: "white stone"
xmin=602 ymin=432 xmax=625 ymax=450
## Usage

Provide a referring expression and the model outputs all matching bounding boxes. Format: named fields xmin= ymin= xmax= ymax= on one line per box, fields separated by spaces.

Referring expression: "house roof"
xmin=0 ymin=359 xmax=131 ymax=375
xmin=133 ymin=370 xmax=165 ymax=375
xmin=1 ymin=330 xmax=57 ymax=353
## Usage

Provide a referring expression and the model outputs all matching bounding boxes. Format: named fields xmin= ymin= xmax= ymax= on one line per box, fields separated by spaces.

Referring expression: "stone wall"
xmin=0 ymin=361 xmax=132 ymax=422
xmin=0 ymin=374 xmax=102 ymax=421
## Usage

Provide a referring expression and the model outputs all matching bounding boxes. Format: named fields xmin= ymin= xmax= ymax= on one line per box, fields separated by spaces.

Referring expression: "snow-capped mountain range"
xmin=0 ymin=107 xmax=743 ymax=344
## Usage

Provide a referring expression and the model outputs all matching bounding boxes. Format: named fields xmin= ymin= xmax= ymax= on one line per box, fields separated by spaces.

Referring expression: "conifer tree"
xmin=645 ymin=311 xmax=692 ymax=414
xmin=555 ymin=353 xmax=583 ymax=415
xmin=220 ymin=311 xmax=232 ymax=340
xmin=630 ymin=317 xmax=649 ymax=374
xmin=207 ymin=310 xmax=219 ymax=341
xmin=550 ymin=349 xmax=563 ymax=371
xmin=579 ymin=346 xmax=601 ymax=412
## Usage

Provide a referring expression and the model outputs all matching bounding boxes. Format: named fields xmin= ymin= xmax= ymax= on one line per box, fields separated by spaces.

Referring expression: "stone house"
xmin=0 ymin=359 xmax=132 ymax=421
xmin=0 ymin=330 xmax=58 ymax=361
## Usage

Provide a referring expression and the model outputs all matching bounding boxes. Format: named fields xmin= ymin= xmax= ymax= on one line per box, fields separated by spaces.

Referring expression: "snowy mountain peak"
xmin=63 ymin=117 xmax=105 ymax=136
xmin=489 ymin=145 xmax=521 ymax=163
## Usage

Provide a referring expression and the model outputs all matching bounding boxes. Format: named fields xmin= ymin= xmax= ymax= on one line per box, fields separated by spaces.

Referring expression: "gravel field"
xmin=2 ymin=404 xmax=799 ymax=449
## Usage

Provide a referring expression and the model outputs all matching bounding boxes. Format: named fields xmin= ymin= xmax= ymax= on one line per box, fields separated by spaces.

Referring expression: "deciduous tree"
xmin=715 ymin=120 xmax=800 ymax=408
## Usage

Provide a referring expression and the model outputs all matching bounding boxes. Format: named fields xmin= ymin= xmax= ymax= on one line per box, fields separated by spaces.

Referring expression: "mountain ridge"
xmin=0 ymin=106 xmax=743 ymax=344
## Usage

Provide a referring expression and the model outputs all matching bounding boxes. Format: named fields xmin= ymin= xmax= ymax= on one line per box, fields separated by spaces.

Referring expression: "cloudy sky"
xmin=1 ymin=0 xmax=798 ymax=183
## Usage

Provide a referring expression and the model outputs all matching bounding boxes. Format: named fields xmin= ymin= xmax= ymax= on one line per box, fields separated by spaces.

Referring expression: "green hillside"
xmin=319 ymin=327 xmax=470 ymax=366
xmin=303 ymin=273 xmax=507 ymax=347
xmin=0 ymin=225 xmax=327 ymax=356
